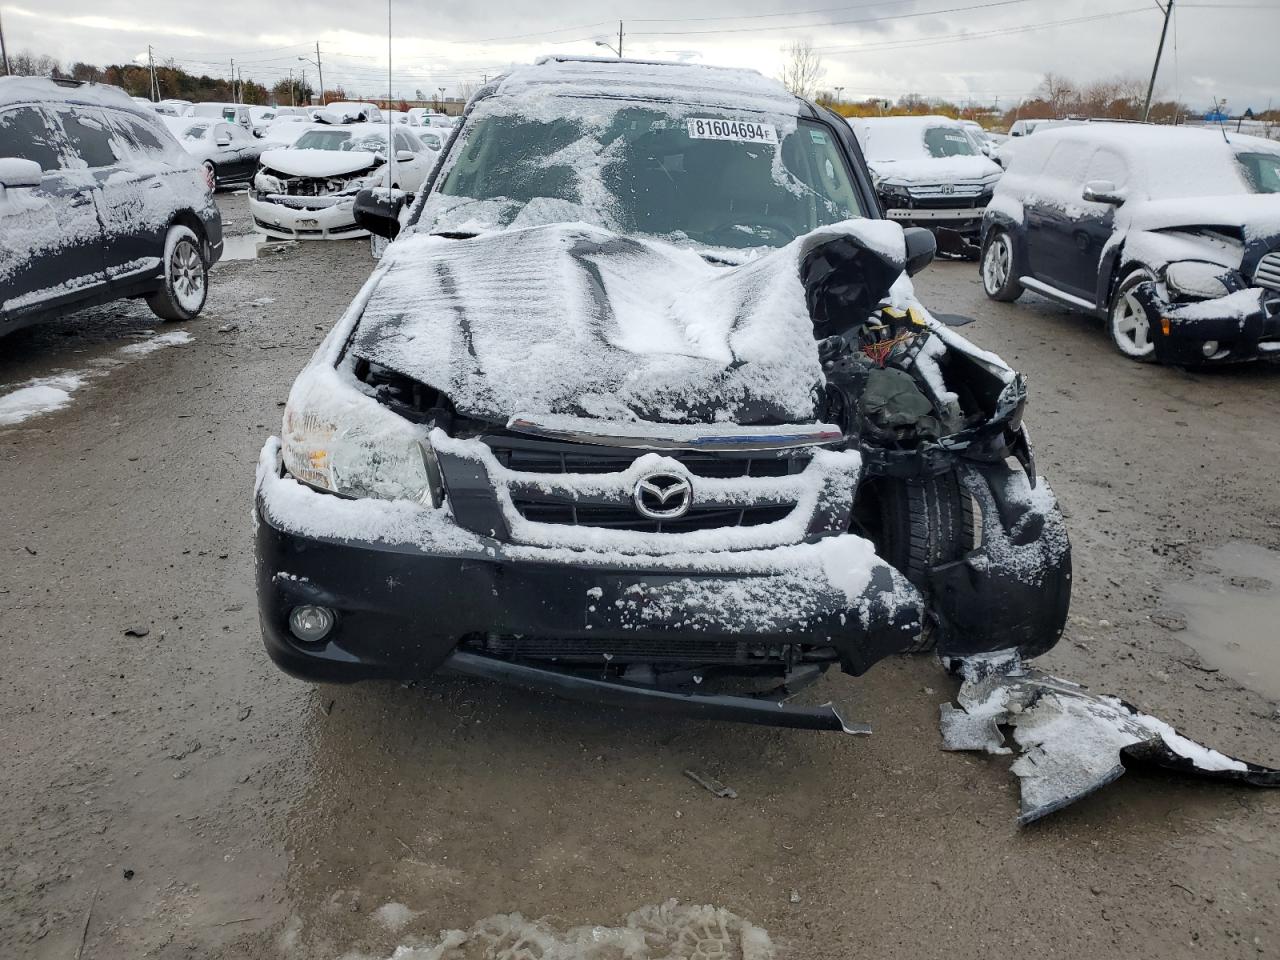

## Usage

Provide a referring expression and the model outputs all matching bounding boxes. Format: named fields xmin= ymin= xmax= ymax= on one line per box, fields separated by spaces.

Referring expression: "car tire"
xmin=147 ymin=224 xmax=209 ymax=322
xmin=980 ymin=229 xmax=1022 ymax=302
xmin=202 ymin=160 xmax=216 ymax=192
xmin=863 ymin=472 xmax=975 ymax=652
xmin=1108 ymin=267 xmax=1158 ymax=362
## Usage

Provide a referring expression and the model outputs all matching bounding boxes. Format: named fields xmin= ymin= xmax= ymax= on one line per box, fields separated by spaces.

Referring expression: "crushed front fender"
xmin=930 ymin=462 xmax=1071 ymax=660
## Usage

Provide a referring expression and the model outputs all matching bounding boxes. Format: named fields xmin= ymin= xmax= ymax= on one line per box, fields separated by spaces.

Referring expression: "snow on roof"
xmin=0 ymin=76 xmax=139 ymax=111
xmin=1033 ymin=122 xmax=1280 ymax=199
xmin=487 ymin=56 xmax=804 ymax=117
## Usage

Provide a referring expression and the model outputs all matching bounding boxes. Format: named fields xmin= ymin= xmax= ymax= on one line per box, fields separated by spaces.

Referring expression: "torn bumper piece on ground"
xmin=941 ymin=652 xmax=1280 ymax=825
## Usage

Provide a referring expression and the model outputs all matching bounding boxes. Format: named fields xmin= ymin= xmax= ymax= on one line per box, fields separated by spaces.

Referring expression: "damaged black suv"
xmin=254 ymin=57 xmax=1072 ymax=731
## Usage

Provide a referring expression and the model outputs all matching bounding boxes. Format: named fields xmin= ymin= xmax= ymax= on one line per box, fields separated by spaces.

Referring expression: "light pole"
xmin=0 ymin=8 xmax=10 ymax=77
xmin=298 ymin=42 xmax=324 ymax=105
xmin=437 ymin=86 xmax=445 ymax=113
xmin=595 ymin=40 xmax=620 ymax=58
xmin=834 ymin=85 xmax=845 ymax=104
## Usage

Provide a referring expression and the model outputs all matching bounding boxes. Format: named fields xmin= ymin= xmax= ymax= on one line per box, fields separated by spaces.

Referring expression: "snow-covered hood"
xmin=870 ymin=155 xmax=1001 ymax=186
xmin=1125 ymin=195 xmax=1280 ymax=245
xmin=349 ymin=219 xmax=909 ymax=426
xmin=259 ymin=148 xmax=379 ymax=178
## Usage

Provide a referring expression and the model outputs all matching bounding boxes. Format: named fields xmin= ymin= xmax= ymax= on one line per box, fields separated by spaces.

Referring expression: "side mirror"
xmin=0 ymin=157 xmax=42 ymax=189
xmin=353 ymin=188 xmax=405 ymax=240
xmin=980 ymin=142 xmax=993 ymax=157
xmin=1082 ymin=179 xmax=1126 ymax=205
xmin=215 ymin=134 xmax=232 ymax=147
xmin=395 ymin=150 xmax=416 ymax=162
xmin=902 ymin=226 xmax=936 ymax=277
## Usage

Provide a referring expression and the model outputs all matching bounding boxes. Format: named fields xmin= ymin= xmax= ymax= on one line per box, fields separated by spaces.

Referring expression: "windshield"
xmin=924 ymin=126 xmax=979 ymax=158
xmin=423 ymin=104 xmax=864 ymax=248
xmin=294 ymin=130 xmax=387 ymax=153
xmin=1236 ymin=151 xmax=1280 ymax=194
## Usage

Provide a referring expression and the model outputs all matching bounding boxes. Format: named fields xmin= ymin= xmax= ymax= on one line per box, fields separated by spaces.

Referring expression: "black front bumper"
xmin=1133 ymin=283 xmax=1280 ymax=363
xmin=254 ymin=494 xmax=923 ymax=686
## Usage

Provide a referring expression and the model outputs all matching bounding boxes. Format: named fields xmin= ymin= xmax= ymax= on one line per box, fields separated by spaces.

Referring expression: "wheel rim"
xmin=170 ymin=238 xmax=205 ymax=312
xmin=983 ymin=234 xmax=1011 ymax=293
xmin=1111 ymin=284 xmax=1155 ymax=357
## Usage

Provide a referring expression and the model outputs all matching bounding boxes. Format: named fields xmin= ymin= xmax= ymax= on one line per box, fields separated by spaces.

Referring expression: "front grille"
xmin=484 ymin=436 xmax=798 ymax=478
xmin=1255 ymin=252 xmax=1280 ymax=292
xmin=511 ymin=497 xmax=793 ymax=532
xmin=472 ymin=635 xmax=765 ymax=664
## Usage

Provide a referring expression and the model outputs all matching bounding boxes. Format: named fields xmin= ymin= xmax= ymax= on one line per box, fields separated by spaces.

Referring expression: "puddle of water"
xmin=1165 ymin=540 xmax=1280 ymax=701
xmin=219 ymin=233 xmax=293 ymax=263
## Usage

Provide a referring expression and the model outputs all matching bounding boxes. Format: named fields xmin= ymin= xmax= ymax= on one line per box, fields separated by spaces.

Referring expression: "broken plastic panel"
xmin=941 ymin=650 xmax=1280 ymax=825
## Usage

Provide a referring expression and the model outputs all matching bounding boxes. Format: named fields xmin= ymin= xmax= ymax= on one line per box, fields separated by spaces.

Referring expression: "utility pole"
xmin=618 ymin=20 xmax=624 ymax=58
xmin=288 ymin=68 xmax=294 ymax=106
xmin=230 ymin=58 xmax=236 ymax=102
xmin=0 ymin=8 xmax=9 ymax=76
xmin=1142 ymin=0 xmax=1174 ymax=122
xmin=316 ymin=41 xmax=325 ymax=105
xmin=147 ymin=45 xmax=157 ymax=100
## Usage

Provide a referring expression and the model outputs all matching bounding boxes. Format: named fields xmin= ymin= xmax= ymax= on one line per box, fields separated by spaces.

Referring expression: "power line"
xmin=813 ymin=6 xmax=1151 ymax=53
xmin=629 ymin=0 xmax=1042 ymax=37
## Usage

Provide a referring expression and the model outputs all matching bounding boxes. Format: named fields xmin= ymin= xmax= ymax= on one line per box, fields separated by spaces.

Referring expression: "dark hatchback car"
xmin=980 ymin=123 xmax=1280 ymax=364
xmin=254 ymin=57 xmax=1071 ymax=731
xmin=0 ymin=77 xmax=222 ymax=336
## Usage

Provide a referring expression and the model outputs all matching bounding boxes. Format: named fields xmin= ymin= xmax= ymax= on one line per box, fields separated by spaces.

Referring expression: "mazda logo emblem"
xmin=633 ymin=472 xmax=694 ymax=520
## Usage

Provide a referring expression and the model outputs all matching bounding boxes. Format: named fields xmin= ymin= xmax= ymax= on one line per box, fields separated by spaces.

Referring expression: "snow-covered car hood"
xmin=870 ymin=155 xmax=1001 ymax=186
xmin=349 ymin=219 xmax=909 ymax=426
xmin=259 ymin=148 xmax=378 ymax=178
xmin=1125 ymin=195 xmax=1280 ymax=245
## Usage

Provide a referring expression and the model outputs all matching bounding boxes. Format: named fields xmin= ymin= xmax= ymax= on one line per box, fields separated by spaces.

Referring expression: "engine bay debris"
xmin=941 ymin=651 xmax=1280 ymax=825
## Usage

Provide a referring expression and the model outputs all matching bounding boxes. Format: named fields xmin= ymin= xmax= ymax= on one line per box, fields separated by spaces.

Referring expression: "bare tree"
xmin=1037 ymin=72 xmax=1078 ymax=117
xmin=9 ymin=50 xmax=61 ymax=77
xmin=780 ymin=40 xmax=824 ymax=100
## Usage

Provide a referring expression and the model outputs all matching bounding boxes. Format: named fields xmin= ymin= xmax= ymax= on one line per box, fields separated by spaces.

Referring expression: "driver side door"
xmin=0 ymin=104 xmax=107 ymax=323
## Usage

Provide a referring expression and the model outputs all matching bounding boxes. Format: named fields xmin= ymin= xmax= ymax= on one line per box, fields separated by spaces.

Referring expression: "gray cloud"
xmin=4 ymin=0 xmax=1276 ymax=111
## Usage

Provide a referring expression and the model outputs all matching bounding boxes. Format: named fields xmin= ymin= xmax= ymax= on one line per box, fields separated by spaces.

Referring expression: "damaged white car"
xmin=248 ymin=123 xmax=434 ymax=240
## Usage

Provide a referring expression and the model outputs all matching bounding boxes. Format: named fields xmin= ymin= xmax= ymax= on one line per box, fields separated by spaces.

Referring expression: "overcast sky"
xmin=3 ymin=0 xmax=1277 ymax=112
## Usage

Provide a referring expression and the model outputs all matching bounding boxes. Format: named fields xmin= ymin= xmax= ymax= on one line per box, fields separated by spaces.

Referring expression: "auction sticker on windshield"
xmin=686 ymin=118 xmax=779 ymax=144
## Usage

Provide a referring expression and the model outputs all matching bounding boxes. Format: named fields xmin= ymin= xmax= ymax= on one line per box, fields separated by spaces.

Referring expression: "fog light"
xmin=289 ymin=604 xmax=335 ymax=643
xmin=1201 ymin=340 xmax=1220 ymax=357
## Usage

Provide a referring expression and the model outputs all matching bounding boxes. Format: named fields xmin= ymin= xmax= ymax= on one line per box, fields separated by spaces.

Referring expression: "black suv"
xmin=980 ymin=123 xmax=1280 ymax=364
xmin=254 ymin=58 xmax=1071 ymax=731
xmin=0 ymin=77 xmax=223 ymax=336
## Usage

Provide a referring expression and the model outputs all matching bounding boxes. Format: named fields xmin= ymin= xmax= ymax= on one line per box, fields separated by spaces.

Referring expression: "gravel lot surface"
xmin=3 ymin=192 xmax=1278 ymax=959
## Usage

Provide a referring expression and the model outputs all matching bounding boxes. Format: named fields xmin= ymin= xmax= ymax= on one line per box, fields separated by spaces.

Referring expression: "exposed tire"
xmin=861 ymin=472 xmax=975 ymax=652
xmin=1108 ymin=267 xmax=1158 ymax=362
xmin=202 ymin=160 xmax=216 ymax=191
xmin=980 ymin=228 xmax=1022 ymax=302
xmin=147 ymin=224 xmax=208 ymax=322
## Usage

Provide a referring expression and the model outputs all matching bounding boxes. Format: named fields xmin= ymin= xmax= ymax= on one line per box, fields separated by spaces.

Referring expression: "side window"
xmin=394 ymin=130 xmax=419 ymax=153
xmin=0 ymin=106 xmax=63 ymax=170
xmin=53 ymin=106 xmax=120 ymax=168
xmin=1040 ymin=140 xmax=1092 ymax=186
xmin=106 ymin=111 xmax=168 ymax=158
xmin=221 ymin=124 xmax=244 ymax=143
xmin=1086 ymin=147 xmax=1129 ymax=190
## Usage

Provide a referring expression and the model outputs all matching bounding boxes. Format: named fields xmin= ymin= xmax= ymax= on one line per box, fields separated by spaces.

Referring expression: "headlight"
xmin=1165 ymin=261 xmax=1236 ymax=300
xmin=254 ymin=170 xmax=283 ymax=193
xmin=280 ymin=365 xmax=443 ymax=505
xmin=878 ymin=181 xmax=912 ymax=199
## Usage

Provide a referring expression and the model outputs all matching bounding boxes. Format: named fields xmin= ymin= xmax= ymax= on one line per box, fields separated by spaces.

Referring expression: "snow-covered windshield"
xmin=423 ymin=103 xmax=864 ymax=249
xmin=1236 ymin=151 xmax=1280 ymax=194
xmin=294 ymin=130 xmax=387 ymax=153
xmin=923 ymin=126 xmax=979 ymax=158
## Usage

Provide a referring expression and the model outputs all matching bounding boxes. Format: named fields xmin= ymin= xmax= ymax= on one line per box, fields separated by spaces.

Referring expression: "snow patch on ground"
xmin=372 ymin=902 xmax=417 ymax=933
xmin=117 ymin=330 xmax=194 ymax=356
xmin=374 ymin=900 xmax=773 ymax=960
xmin=0 ymin=330 xmax=195 ymax=428
xmin=0 ymin=374 xmax=86 ymax=426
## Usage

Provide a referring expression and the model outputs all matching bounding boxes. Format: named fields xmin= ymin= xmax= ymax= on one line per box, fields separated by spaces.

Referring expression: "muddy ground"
xmin=2 ymin=192 xmax=1279 ymax=959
